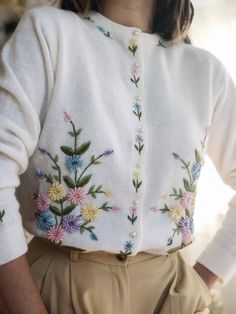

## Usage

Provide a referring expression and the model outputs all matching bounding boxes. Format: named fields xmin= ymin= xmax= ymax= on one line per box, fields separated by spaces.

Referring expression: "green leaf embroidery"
xmin=75 ymin=141 xmax=91 ymax=155
xmin=60 ymin=146 xmax=74 ymax=156
xmin=76 ymin=174 xmax=92 ymax=187
xmin=63 ymin=175 xmax=76 ymax=188
xmin=49 ymin=205 xmax=61 ymax=216
xmin=63 ymin=204 xmax=77 ymax=215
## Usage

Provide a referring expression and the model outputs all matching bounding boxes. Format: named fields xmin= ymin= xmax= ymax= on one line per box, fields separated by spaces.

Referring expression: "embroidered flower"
xmin=90 ymin=231 xmax=98 ymax=241
xmin=36 ymin=193 xmax=51 ymax=211
xmin=128 ymin=206 xmax=138 ymax=224
xmin=167 ymin=236 xmax=173 ymax=246
xmin=96 ymin=25 xmax=111 ymax=37
xmin=81 ymin=202 xmax=100 ymax=222
xmin=36 ymin=170 xmax=45 ymax=179
xmin=68 ymin=187 xmax=87 ymax=205
xmin=62 ymin=214 xmax=82 ymax=233
xmin=124 ymin=240 xmax=134 ymax=252
xmin=129 ymin=206 xmax=137 ymax=214
xmin=48 ymin=183 xmax=66 ymax=201
xmin=182 ymin=230 xmax=192 ymax=246
xmin=104 ymin=190 xmax=114 ymax=197
xmin=168 ymin=204 xmax=184 ymax=221
xmin=64 ymin=111 xmax=72 ymax=122
xmin=38 ymin=147 xmax=48 ymax=155
xmin=47 ymin=225 xmax=64 ymax=244
xmin=132 ymin=171 xmax=141 ymax=179
xmin=150 ymin=205 xmax=159 ymax=212
xmin=65 ymin=155 xmax=84 ymax=172
xmin=161 ymin=193 xmax=170 ymax=200
xmin=191 ymin=162 xmax=202 ymax=180
xmin=103 ymin=149 xmax=114 ymax=156
xmin=130 ymin=64 xmax=140 ymax=87
xmin=111 ymin=205 xmax=122 ymax=212
xmin=128 ymin=38 xmax=138 ymax=56
xmin=135 ymin=134 xmax=143 ymax=143
xmin=36 ymin=211 xmax=54 ymax=231
xmin=133 ymin=103 xmax=141 ymax=111
xmin=178 ymin=215 xmax=191 ymax=233
xmin=180 ymin=191 xmax=193 ymax=209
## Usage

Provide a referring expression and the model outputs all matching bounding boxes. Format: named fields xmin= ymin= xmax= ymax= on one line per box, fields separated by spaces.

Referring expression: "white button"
xmin=136 ymin=163 xmax=143 ymax=169
xmin=136 ymin=95 xmax=142 ymax=102
xmin=133 ymin=199 xmax=140 ymax=205
xmin=134 ymin=62 xmax=140 ymax=68
xmin=129 ymin=231 xmax=137 ymax=238
xmin=133 ymin=30 xmax=140 ymax=36
xmin=138 ymin=127 xmax=144 ymax=133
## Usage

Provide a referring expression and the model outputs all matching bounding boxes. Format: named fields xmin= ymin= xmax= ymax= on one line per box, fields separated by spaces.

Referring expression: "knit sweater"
xmin=0 ymin=5 xmax=236 ymax=286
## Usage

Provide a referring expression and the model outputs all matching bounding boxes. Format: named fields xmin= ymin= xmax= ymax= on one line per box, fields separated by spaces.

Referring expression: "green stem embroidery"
xmin=130 ymin=75 xmax=140 ymax=87
xmin=132 ymin=178 xmax=142 ymax=192
xmin=0 ymin=209 xmax=5 ymax=222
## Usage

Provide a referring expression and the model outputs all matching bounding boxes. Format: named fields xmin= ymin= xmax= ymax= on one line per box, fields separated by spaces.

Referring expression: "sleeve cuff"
xmin=0 ymin=223 xmax=28 ymax=265
xmin=196 ymin=241 xmax=236 ymax=286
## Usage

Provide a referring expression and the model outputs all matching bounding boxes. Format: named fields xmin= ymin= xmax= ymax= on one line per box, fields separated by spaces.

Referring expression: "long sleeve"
xmin=0 ymin=8 xmax=54 ymax=264
xmin=196 ymin=60 xmax=236 ymax=286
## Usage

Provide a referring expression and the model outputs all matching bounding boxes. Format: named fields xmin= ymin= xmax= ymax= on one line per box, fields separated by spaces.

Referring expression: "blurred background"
xmin=0 ymin=1 xmax=236 ymax=313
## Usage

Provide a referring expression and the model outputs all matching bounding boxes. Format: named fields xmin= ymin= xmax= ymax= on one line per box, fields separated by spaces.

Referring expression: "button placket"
xmin=129 ymin=29 xmax=145 ymax=242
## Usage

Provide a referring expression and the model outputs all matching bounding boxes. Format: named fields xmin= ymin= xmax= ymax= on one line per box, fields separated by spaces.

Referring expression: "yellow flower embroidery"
xmin=161 ymin=193 xmax=170 ymax=200
xmin=129 ymin=37 xmax=137 ymax=47
xmin=81 ymin=202 xmax=100 ymax=222
xmin=48 ymin=183 xmax=65 ymax=201
xmin=132 ymin=171 xmax=141 ymax=179
xmin=168 ymin=204 xmax=184 ymax=221
xmin=104 ymin=191 xmax=114 ymax=197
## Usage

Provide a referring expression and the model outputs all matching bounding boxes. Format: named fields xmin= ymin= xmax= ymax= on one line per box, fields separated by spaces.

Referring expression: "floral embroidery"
xmin=132 ymin=102 xmax=142 ymax=121
xmin=130 ymin=62 xmax=140 ymax=87
xmin=96 ymin=25 xmax=111 ymax=38
xmin=134 ymin=133 xmax=144 ymax=154
xmin=47 ymin=225 xmax=64 ymax=244
xmin=118 ymin=240 xmax=134 ymax=258
xmin=132 ymin=171 xmax=142 ymax=193
xmin=30 ymin=112 xmax=120 ymax=245
xmin=84 ymin=15 xmax=112 ymax=38
xmin=150 ymin=126 xmax=211 ymax=254
xmin=128 ymin=37 xmax=138 ymax=56
xmin=127 ymin=206 xmax=138 ymax=224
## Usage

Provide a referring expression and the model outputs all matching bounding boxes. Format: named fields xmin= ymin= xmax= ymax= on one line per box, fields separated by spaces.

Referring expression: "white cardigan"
xmin=0 ymin=5 xmax=236 ymax=286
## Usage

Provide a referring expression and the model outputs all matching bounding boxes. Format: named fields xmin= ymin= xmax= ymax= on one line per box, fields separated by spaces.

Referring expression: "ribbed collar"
xmin=82 ymin=10 xmax=167 ymax=47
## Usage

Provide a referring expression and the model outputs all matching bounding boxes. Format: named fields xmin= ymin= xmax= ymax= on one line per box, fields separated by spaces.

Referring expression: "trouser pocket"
xmin=160 ymin=250 xmax=212 ymax=314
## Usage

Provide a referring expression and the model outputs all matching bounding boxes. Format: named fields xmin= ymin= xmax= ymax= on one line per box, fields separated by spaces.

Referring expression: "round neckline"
xmin=83 ymin=10 xmax=163 ymax=44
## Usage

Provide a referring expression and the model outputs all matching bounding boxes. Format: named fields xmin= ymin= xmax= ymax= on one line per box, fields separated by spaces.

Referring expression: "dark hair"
xmin=60 ymin=0 xmax=194 ymax=44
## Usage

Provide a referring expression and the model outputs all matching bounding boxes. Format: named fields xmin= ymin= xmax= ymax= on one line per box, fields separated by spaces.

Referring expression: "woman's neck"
xmin=99 ymin=0 xmax=156 ymax=33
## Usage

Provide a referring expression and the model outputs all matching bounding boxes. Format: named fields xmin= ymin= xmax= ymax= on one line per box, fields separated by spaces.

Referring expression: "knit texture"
xmin=0 ymin=5 xmax=236 ymax=286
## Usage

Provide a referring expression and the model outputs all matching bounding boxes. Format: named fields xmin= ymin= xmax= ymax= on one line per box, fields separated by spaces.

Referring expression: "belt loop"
xmin=70 ymin=249 xmax=79 ymax=262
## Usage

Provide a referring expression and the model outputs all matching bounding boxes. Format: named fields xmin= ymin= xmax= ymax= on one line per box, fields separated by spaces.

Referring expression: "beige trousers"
xmin=21 ymin=236 xmax=212 ymax=314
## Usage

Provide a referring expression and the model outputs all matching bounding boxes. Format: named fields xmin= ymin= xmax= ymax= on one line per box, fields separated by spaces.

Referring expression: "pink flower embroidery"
xmin=64 ymin=111 xmax=72 ymax=122
xmin=47 ymin=225 xmax=64 ymax=244
xmin=36 ymin=193 xmax=51 ymax=211
xmin=129 ymin=206 xmax=138 ymax=214
xmin=180 ymin=192 xmax=193 ymax=209
xmin=150 ymin=205 xmax=159 ymax=212
xmin=111 ymin=205 xmax=122 ymax=212
xmin=182 ymin=230 xmax=192 ymax=246
xmin=68 ymin=187 xmax=87 ymax=205
xmin=131 ymin=65 xmax=139 ymax=76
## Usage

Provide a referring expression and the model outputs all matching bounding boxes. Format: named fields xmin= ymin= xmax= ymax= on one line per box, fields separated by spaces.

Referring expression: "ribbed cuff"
xmin=196 ymin=242 xmax=236 ymax=286
xmin=0 ymin=224 xmax=28 ymax=265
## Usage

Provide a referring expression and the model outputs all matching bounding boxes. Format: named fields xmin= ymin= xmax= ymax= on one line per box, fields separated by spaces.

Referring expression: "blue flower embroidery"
xmin=191 ymin=162 xmax=201 ymax=180
xmin=36 ymin=211 xmax=54 ymax=231
xmin=124 ymin=240 xmax=134 ymax=252
xmin=65 ymin=155 xmax=84 ymax=172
